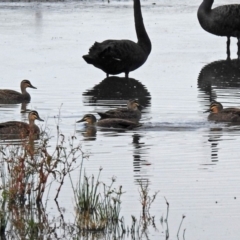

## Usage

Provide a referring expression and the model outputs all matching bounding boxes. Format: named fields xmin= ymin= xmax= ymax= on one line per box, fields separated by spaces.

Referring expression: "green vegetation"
xmin=0 ymin=122 xmax=184 ymax=239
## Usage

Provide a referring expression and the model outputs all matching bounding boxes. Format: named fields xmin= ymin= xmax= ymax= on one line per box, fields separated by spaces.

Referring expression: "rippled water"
xmin=1 ymin=0 xmax=240 ymax=239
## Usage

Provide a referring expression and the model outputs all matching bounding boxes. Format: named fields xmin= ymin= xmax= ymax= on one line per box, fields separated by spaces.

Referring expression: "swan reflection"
xmin=198 ymin=59 xmax=240 ymax=108
xmin=83 ymin=76 xmax=151 ymax=109
xmin=198 ymin=59 xmax=240 ymax=125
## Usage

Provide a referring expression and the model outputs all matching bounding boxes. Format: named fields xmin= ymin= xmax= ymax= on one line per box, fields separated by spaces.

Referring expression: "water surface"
xmin=1 ymin=0 xmax=240 ymax=239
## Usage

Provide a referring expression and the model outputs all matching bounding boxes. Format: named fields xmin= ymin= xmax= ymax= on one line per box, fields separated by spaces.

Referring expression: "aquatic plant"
xmin=71 ymin=166 xmax=124 ymax=232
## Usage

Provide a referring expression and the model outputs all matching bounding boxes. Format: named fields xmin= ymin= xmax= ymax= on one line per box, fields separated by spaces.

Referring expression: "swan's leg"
xmin=226 ymin=36 xmax=230 ymax=60
xmin=238 ymin=36 xmax=240 ymax=60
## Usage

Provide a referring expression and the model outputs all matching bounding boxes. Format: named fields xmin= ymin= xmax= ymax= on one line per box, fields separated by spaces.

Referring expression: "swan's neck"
xmin=134 ymin=0 xmax=151 ymax=54
xmin=200 ymin=0 xmax=214 ymax=12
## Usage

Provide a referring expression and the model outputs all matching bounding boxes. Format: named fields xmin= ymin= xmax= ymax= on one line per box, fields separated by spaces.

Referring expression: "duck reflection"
xmin=76 ymin=126 xmax=97 ymax=141
xmin=82 ymin=76 xmax=151 ymax=109
xmin=207 ymin=128 xmax=222 ymax=163
xmin=198 ymin=59 xmax=240 ymax=105
xmin=132 ymin=134 xmax=151 ymax=181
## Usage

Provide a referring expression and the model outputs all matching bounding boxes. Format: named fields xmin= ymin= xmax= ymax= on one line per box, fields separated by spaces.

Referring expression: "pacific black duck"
xmin=205 ymin=101 xmax=240 ymax=122
xmin=97 ymin=99 xmax=141 ymax=122
xmin=0 ymin=110 xmax=44 ymax=139
xmin=0 ymin=80 xmax=36 ymax=103
xmin=77 ymin=114 xmax=141 ymax=129
xmin=82 ymin=0 xmax=151 ymax=78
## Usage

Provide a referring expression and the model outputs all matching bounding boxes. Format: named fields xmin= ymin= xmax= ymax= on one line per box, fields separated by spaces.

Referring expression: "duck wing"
xmin=0 ymin=90 xmax=21 ymax=98
xmin=0 ymin=121 xmax=29 ymax=136
xmin=97 ymin=118 xmax=141 ymax=129
xmin=97 ymin=108 xmax=141 ymax=122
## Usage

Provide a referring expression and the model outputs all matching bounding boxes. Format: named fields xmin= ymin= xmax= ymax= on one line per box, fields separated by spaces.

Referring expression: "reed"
xmin=73 ymin=167 xmax=124 ymax=232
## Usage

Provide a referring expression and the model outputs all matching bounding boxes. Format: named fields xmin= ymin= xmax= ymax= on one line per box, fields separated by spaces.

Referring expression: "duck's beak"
xmin=37 ymin=116 xmax=44 ymax=122
xmin=77 ymin=118 xmax=85 ymax=123
xmin=203 ymin=109 xmax=211 ymax=113
xmin=29 ymin=84 xmax=37 ymax=89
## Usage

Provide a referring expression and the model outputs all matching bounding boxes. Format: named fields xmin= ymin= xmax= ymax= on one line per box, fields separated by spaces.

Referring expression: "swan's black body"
xmin=83 ymin=0 xmax=151 ymax=78
xmin=198 ymin=0 xmax=240 ymax=59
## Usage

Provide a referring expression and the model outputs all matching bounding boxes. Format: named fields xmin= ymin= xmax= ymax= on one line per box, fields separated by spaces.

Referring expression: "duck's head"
xmin=77 ymin=114 xmax=97 ymax=125
xmin=127 ymin=99 xmax=141 ymax=110
xmin=28 ymin=110 xmax=44 ymax=122
xmin=205 ymin=101 xmax=223 ymax=113
xmin=21 ymin=80 xmax=37 ymax=90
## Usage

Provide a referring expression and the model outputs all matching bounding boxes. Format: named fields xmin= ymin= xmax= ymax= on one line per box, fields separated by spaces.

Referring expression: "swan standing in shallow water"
xmin=83 ymin=0 xmax=151 ymax=78
xmin=197 ymin=0 xmax=240 ymax=59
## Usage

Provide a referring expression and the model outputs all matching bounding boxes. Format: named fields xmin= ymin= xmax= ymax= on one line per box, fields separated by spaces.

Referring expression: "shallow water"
xmin=1 ymin=0 xmax=240 ymax=239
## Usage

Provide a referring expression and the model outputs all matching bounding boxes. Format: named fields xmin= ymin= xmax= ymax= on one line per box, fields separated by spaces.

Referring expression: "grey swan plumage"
xmin=77 ymin=114 xmax=141 ymax=130
xmin=97 ymin=99 xmax=142 ymax=122
xmin=82 ymin=0 xmax=151 ymax=78
xmin=0 ymin=110 xmax=44 ymax=139
xmin=205 ymin=101 xmax=240 ymax=122
xmin=198 ymin=0 xmax=240 ymax=59
xmin=0 ymin=80 xmax=37 ymax=103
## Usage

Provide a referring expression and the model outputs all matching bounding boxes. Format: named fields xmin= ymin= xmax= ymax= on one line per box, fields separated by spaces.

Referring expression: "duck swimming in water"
xmin=0 ymin=80 xmax=37 ymax=103
xmin=77 ymin=114 xmax=141 ymax=130
xmin=205 ymin=101 xmax=240 ymax=122
xmin=82 ymin=0 xmax=151 ymax=78
xmin=0 ymin=110 xmax=44 ymax=139
xmin=198 ymin=0 xmax=240 ymax=59
xmin=97 ymin=99 xmax=142 ymax=122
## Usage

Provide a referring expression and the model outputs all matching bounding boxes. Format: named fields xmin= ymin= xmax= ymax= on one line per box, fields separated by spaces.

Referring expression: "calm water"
xmin=1 ymin=0 xmax=240 ymax=239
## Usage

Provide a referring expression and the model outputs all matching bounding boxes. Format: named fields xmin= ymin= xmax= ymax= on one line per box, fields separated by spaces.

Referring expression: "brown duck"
xmin=0 ymin=80 xmax=36 ymax=103
xmin=205 ymin=101 xmax=240 ymax=122
xmin=77 ymin=114 xmax=141 ymax=130
xmin=0 ymin=110 xmax=44 ymax=139
xmin=97 ymin=99 xmax=141 ymax=122
xmin=82 ymin=0 xmax=151 ymax=78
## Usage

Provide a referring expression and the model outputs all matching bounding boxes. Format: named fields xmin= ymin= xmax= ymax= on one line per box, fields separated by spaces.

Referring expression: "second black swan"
xmin=82 ymin=0 xmax=151 ymax=78
xmin=198 ymin=0 xmax=240 ymax=59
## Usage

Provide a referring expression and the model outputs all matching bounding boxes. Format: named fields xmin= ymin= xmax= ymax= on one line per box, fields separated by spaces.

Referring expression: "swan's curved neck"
xmin=134 ymin=0 xmax=151 ymax=54
xmin=200 ymin=0 xmax=214 ymax=12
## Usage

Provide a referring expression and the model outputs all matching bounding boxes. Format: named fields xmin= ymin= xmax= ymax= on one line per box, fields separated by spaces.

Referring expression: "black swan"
xmin=197 ymin=0 xmax=240 ymax=59
xmin=82 ymin=0 xmax=151 ymax=78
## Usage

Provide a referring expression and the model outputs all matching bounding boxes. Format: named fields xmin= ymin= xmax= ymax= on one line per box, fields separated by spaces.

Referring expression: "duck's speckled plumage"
xmin=97 ymin=99 xmax=142 ymax=122
xmin=0 ymin=110 xmax=44 ymax=139
xmin=206 ymin=101 xmax=240 ymax=122
xmin=77 ymin=114 xmax=141 ymax=130
xmin=198 ymin=0 xmax=240 ymax=58
xmin=0 ymin=80 xmax=36 ymax=103
xmin=83 ymin=0 xmax=151 ymax=78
